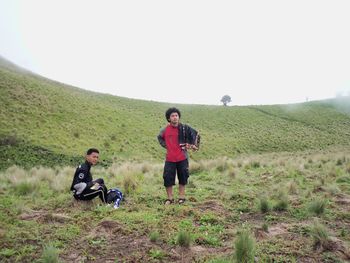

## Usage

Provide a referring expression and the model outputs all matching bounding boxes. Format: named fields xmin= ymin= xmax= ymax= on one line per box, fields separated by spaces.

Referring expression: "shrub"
xmin=41 ymin=244 xmax=60 ymax=263
xmin=273 ymin=192 xmax=289 ymax=211
xmin=15 ymin=181 xmax=37 ymax=195
xmin=177 ymin=230 xmax=191 ymax=248
xmin=207 ymin=258 xmax=232 ymax=263
xmin=336 ymin=176 xmax=350 ymax=184
xmin=149 ymin=249 xmax=165 ymax=260
xmin=262 ymin=223 xmax=269 ymax=232
xmin=216 ymin=157 xmax=231 ymax=172
xmin=336 ymin=158 xmax=344 ymax=166
xmin=235 ymin=230 xmax=255 ymax=263
xmin=250 ymin=161 xmax=260 ymax=169
xmin=259 ymin=197 xmax=270 ymax=213
xmin=288 ymin=181 xmax=298 ymax=194
xmin=324 ymin=184 xmax=340 ymax=196
xmin=0 ymin=134 xmax=19 ymax=146
xmin=122 ymin=173 xmax=139 ymax=195
xmin=308 ymin=199 xmax=326 ymax=216
xmin=227 ymin=167 xmax=236 ymax=178
xmin=73 ymin=132 xmax=79 ymax=138
xmin=189 ymin=161 xmax=202 ymax=174
xmin=310 ymin=221 xmax=331 ymax=250
xmin=149 ymin=231 xmax=160 ymax=242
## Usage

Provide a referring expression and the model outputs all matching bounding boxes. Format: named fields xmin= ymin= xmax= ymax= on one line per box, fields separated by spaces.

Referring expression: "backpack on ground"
xmin=106 ymin=188 xmax=123 ymax=209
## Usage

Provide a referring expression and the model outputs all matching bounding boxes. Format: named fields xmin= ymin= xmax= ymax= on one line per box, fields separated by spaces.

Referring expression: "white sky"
xmin=1 ymin=0 xmax=350 ymax=105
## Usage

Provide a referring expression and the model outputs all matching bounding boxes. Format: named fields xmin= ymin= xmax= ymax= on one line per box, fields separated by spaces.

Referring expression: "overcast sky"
xmin=1 ymin=0 xmax=349 ymax=105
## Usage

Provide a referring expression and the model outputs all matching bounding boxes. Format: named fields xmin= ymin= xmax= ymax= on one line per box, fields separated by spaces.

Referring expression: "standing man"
xmin=157 ymin=107 xmax=200 ymax=205
xmin=70 ymin=148 xmax=108 ymax=203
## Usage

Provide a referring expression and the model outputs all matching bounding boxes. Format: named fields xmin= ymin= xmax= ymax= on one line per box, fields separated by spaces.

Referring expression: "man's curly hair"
xmin=165 ymin=107 xmax=181 ymax=122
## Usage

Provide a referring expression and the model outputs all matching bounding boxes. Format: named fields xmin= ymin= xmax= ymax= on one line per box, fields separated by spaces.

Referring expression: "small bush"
xmin=346 ymin=164 xmax=350 ymax=174
xmin=310 ymin=221 xmax=331 ymax=250
xmin=149 ymin=249 xmax=165 ymax=259
xmin=189 ymin=161 xmax=202 ymax=174
xmin=15 ymin=181 xmax=37 ymax=195
xmin=336 ymin=158 xmax=344 ymax=166
xmin=0 ymin=134 xmax=19 ymax=146
xmin=250 ymin=161 xmax=260 ymax=169
xmin=262 ymin=223 xmax=269 ymax=232
xmin=336 ymin=176 xmax=350 ymax=184
xmin=288 ymin=181 xmax=298 ymax=194
xmin=149 ymin=231 xmax=160 ymax=242
xmin=235 ymin=230 xmax=255 ymax=263
xmin=215 ymin=157 xmax=231 ymax=172
xmin=41 ymin=244 xmax=59 ymax=263
xmin=122 ymin=174 xmax=139 ymax=194
xmin=177 ymin=230 xmax=191 ymax=248
xmin=259 ymin=198 xmax=270 ymax=213
xmin=207 ymin=258 xmax=232 ymax=263
xmin=324 ymin=184 xmax=340 ymax=196
xmin=227 ymin=167 xmax=236 ymax=178
xmin=308 ymin=199 xmax=326 ymax=216
xmin=273 ymin=192 xmax=289 ymax=211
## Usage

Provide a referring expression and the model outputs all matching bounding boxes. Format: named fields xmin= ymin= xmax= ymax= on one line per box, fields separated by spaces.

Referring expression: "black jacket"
xmin=157 ymin=123 xmax=200 ymax=149
xmin=70 ymin=161 xmax=94 ymax=195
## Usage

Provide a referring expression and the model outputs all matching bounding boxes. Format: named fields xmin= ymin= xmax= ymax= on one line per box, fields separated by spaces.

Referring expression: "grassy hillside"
xmin=1 ymin=56 xmax=350 ymax=170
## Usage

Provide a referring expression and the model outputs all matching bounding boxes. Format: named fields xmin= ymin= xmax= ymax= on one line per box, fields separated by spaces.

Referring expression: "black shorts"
xmin=163 ymin=159 xmax=189 ymax=187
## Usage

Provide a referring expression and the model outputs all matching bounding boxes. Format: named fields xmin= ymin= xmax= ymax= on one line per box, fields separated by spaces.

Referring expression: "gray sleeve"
xmin=73 ymin=182 xmax=87 ymax=195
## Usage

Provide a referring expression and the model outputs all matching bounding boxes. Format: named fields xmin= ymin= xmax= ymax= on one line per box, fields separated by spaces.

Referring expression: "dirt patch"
xmin=315 ymin=236 xmax=350 ymax=260
xmin=19 ymin=210 xmax=72 ymax=223
xmin=60 ymin=219 xmax=232 ymax=263
xmin=195 ymin=200 xmax=227 ymax=216
xmin=254 ymin=222 xmax=290 ymax=241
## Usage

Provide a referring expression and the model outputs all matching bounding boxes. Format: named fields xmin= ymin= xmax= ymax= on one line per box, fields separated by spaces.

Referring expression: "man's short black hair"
xmin=86 ymin=148 xmax=99 ymax=155
xmin=165 ymin=107 xmax=181 ymax=122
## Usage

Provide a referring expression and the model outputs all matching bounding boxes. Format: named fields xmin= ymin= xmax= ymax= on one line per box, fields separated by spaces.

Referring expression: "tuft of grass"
xmin=189 ymin=161 xmax=203 ymax=174
xmin=258 ymin=197 xmax=270 ymax=213
xmin=207 ymin=258 xmax=233 ymax=263
xmin=234 ymin=230 xmax=255 ymax=263
xmin=41 ymin=244 xmax=60 ymax=263
xmin=308 ymin=199 xmax=326 ymax=216
xmin=15 ymin=181 xmax=37 ymax=196
xmin=216 ymin=159 xmax=229 ymax=172
xmin=262 ymin=223 xmax=269 ymax=232
xmin=310 ymin=221 xmax=331 ymax=250
xmin=177 ymin=230 xmax=191 ymax=248
xmin=227 ymin=167 xmax=236 ymax=178
xmin=336 ymin=176 xmax=350 ymax=184
xmin=250 ymin=161 xmax=260 ymax=169
xmin=122 ymin=173 xmax=140 ymax=195
xmin=149 ymin=249 xmax=166 ymax=260
xmin=273 ymin=192 xmax=289 ymax=211
xmin=287 ymin=180 xmax=298 ymax=194
xmin=149 ymin=231 xmax=160 ymax=243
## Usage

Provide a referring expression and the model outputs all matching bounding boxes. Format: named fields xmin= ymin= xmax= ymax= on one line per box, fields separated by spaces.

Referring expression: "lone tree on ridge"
xmin=220 ymin=95 xmax=231 ymax=106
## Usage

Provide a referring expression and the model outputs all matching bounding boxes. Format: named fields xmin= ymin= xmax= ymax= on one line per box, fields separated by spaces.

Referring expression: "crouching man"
xmin=70 ymin=148 xmax=107 ymax=203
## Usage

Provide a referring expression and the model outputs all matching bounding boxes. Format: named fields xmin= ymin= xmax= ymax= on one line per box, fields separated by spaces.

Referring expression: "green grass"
xmin=0 ymin=149 xmax=349 ymax=261
xmin=1 ymin=56 xmax=350 ymax=170
xmin=235 ymin=230 xmax=255 ymax=263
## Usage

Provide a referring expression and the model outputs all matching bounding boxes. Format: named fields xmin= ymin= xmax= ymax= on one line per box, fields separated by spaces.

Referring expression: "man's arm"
xmin=71 ymin=167 xmax=93 ymax=194
xmin=157 ymin=128 xmax=166 ymax=148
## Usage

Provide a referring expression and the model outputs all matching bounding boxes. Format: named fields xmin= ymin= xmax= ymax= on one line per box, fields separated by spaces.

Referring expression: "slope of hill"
xmin=1 ymin=56 xmax=350 ymax=170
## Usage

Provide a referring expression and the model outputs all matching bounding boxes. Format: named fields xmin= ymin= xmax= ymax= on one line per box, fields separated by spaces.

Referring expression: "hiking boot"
xmin=164 ymin=199 xmax=174 ymax=205
xmin=178 ymin=198 xmax=186 ymax=204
